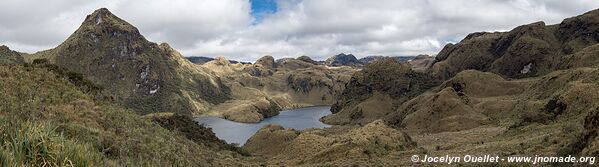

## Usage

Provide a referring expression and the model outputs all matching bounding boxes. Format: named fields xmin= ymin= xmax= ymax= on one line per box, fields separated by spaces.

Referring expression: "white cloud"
xmin=1 ymin=0 xmax=599 ymax=61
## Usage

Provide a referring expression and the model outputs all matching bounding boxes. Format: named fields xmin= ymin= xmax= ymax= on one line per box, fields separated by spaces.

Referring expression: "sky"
xmin=1 ymin=0 xmax=599 ymax=61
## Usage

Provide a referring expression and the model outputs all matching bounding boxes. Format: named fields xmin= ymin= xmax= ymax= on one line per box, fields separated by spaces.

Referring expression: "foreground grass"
xmin=0 ymin=65 xmax=250 ymax=166
xmin=0 ymin=119 xmax=102 ymax=167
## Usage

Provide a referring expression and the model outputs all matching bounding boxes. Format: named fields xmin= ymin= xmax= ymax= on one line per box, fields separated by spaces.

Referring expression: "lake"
xmin=194 ymin=106 xmax=332 ymax=146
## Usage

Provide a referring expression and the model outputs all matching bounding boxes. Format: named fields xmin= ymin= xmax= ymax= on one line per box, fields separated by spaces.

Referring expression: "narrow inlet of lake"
xmin=194 ymin=106 xmax=332 ymax=146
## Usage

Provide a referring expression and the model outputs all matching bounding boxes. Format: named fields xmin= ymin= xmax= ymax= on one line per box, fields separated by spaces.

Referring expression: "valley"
xmin=2 ymin=5 xmax=599 ymax=167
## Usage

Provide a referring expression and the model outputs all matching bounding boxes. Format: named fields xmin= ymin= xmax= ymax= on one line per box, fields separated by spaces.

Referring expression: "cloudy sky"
xmin=1 ymin=0 xmax=599 ymax=61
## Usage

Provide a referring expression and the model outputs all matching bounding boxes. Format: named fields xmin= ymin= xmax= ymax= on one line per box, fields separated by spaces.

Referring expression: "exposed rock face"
xmin=579 ymin=106 xmax=599 ymax=157
xmin=323 ymin=58 xmax=438 ymax=125
xmin=255 ymin=55 xmax=276 ymax=68
xmin=244 ymin=120 xmax=416 ymax=166
xmin=325 ymin=53 xmax=363 ymax=67
xmin=408 ymin=54 xmax=435 ymax=72
xmin=0 ymin=45 xmax=24 ymax=65
xmin=431 ymin=9 xmax=599 ymax=80
xmin=27 ymin=8 xmax=230 ymax=116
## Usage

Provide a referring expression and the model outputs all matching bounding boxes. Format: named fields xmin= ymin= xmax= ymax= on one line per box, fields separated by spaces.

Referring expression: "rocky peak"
xmin=67 ymin=8 xmax=144 ymax=48
xmin=27 ymin=8 xmax=234 ymax=115
xmin=212 ymin=56 xmax=231 ymax=66
xmin=255 ymin=55 xmax=276 ymax=68
xmin=0 ymin=45 xmax=9 ymax=51
xmin=325 ymin=53 xmax=362 ymax=67
xmin=296 ymin=55 xmax=316 ymax=64
xmin=83 ymin=8 xmax=138 ymax=32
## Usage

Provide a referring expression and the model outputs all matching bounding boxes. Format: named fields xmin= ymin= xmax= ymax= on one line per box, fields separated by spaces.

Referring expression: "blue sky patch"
xmin=251 ymin=0 xmax=278 ymax=24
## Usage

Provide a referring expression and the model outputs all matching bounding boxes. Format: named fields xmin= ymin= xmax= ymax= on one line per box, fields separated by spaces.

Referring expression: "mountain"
xmin=320 ymin=8 xmax=599 ymax=165
xmin=324 ymin=53 xmax=363 ymax=67
xmin=0 ymin=45 xmax=25 ymax=65
xmin=431 ymin=9 xmax=599 ymax=80
xmin=186 ymin=56 xmax=250 ymax=65
xmin=199 ymin=56 xmax=355 ymax=122
xmin=296 ymin=55 xmax=318 ymax=64
xmin=408 ymin=54 xmax=435 ymax=71
xmin=322 ymin=58 xmax=438 ymax=125
xmin=324 ymin=54 xmax=423 ymax=68
xmin=26 ymin=8 xmax=230 ymax=116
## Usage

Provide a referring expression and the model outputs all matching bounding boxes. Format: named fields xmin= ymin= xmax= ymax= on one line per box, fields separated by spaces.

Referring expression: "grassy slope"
xmin=0 ymin=45 xmax=24 ymax=65
xmin=0 ymin=64 xmax=253 ymax=166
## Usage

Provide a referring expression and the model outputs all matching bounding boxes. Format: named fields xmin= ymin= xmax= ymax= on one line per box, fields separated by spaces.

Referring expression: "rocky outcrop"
xmin=255 ymin=55 xmax=276 ymax=68
xmin=276 ymin=58 xmax=314 ymax=69
xmin=0 ymin=45 xmax=24 ymax=65
xmin=323 ymin=58 xmax=438 ymax=125
xmin=431 ymin=9 xmax=599 ymax=80
xmin=296 ymin=55 xmax=317 ymax=64
xmin=325 ymin=53 xmax=363 ymax=67
xmin=408 ymin=54 xmax=435 ymax=71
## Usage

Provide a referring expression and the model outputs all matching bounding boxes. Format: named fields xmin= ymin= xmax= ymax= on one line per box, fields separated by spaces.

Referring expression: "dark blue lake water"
xmin=194 ymin=106 xmax=332 ymax=145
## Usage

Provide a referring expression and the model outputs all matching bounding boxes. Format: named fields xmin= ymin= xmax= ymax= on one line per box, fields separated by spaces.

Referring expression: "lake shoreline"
xmin=195 ymin=106 xmax=332 ymax=145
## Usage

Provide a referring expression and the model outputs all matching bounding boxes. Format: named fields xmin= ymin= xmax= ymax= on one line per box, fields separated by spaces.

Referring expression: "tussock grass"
xmin=0 ymin=119 xmax=102 ymax=167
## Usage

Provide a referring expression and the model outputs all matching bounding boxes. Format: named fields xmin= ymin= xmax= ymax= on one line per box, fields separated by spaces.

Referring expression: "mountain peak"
xmin=80 ymin=8 xmax=138 ymax=33
xmin=0 ymin=45 xmax=9 ymax=51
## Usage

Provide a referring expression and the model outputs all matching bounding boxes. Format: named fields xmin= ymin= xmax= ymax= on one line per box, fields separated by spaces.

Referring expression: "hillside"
xmin=322 ymin=58 xmax=438 ymax=125
xmin=243 ymin=120 xmax=418 ymax=166
xmin=0 ymin=45 xmax=24 ymax=65
xmin=199 ymin=56 xmax=355 ymax=122
xmin=304 ymin=7 xmax=599 ymax=166
xmin=26 ymin=8 xmax=231 ymax=116
xmin=0 ymin=64 xmax=254 ymax=166
xmin=431 ymin=9 xmax=599 ymax=80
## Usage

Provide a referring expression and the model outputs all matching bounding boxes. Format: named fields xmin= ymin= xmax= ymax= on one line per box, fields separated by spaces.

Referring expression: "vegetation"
xmin=0 ymin=65 xmax=251 ymax=166
xmin=0 ymin=45 xmax=24 ymax=65
xmin=0 ymin=119 xmax=102 ymax=167
xmin=325 ymin=58 xmax=438 ymax=125
xmin=26 ymin=8 xmax=231 ymax=117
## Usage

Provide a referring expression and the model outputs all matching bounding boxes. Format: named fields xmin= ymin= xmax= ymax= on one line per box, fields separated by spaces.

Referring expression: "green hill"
xmin=27 ymin=8 xmax=230 ymax=116
xmin=0 ymin=64 xmax=252 ymax=166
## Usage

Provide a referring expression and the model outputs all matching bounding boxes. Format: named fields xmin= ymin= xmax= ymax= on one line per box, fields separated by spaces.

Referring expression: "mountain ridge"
xmin=26 ymin=8 xmax=231 ymax=116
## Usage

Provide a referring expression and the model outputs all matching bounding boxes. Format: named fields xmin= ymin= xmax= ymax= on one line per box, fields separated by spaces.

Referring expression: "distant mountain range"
xmin=186 ymin=56 xmax=251 ymax=65
xmin=186 ymin=53 xmax=427 ymax=68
